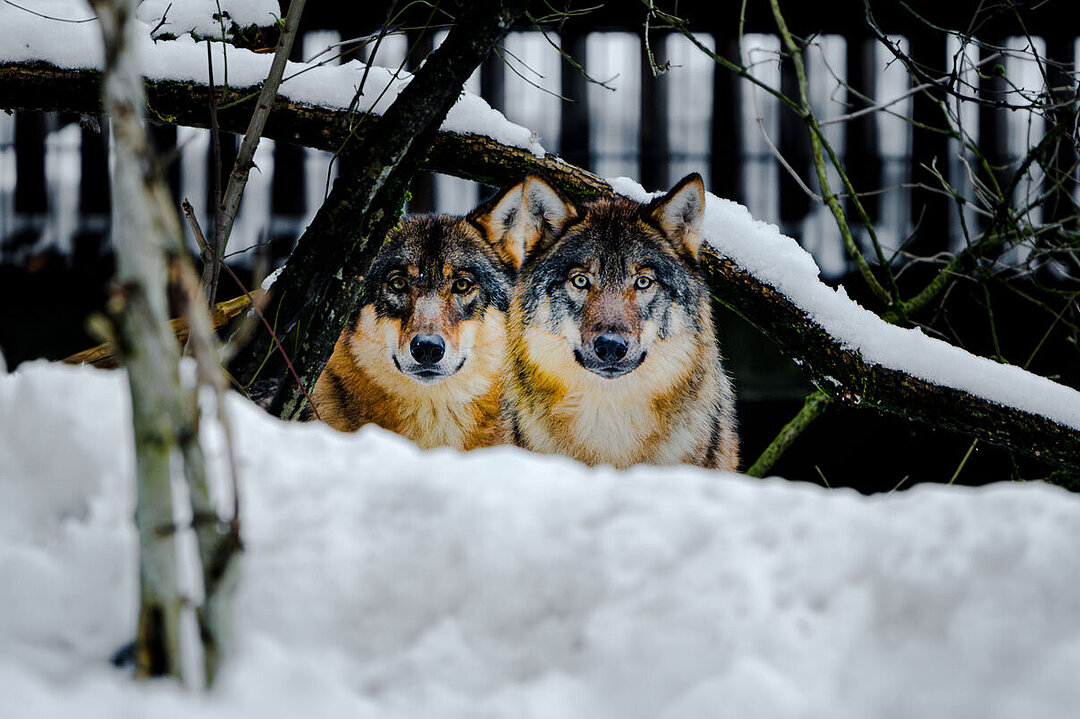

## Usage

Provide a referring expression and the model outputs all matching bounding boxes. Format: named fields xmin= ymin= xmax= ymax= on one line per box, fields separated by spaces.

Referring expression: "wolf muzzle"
xmin=574 ymin=332 xmax=647 ymax=379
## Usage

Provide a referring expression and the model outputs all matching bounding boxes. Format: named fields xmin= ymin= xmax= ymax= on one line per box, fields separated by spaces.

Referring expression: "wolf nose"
xmin=410 ymin=334 xmax=446 ymax=365
xmin=593 ymin=334 xmax=628 ymax=363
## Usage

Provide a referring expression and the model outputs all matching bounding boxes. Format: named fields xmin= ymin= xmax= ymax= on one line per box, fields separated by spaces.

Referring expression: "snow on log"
xmin=2 ymin=11 xmax=1080 ymax=472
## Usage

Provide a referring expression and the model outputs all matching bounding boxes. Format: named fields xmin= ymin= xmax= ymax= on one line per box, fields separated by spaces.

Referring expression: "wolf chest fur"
xmin=504 ymin=174 xmax=739 ymax=470
xmin=311 ymin=208 xmax=526 ymax=450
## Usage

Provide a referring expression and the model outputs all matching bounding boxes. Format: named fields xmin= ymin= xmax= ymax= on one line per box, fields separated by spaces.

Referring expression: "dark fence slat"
xmin=559 ymin=29 xmax=591 ymax=171
xmin=778 ymin=57 xmax=812 ymax=224
xmin=710 ymin=36 xmax=742 ymax=203
xmin=14 ymin=110 xmax=47 ymax=214
xmin=79 ymin=116 xmax=110 ymax=215
xmin=639 ymin=31 xmax=669 ymax=190
xmin=1042 ymin=35 xmax=1077 ymax=229
xmin=844 ymin=36 xmax=881 ymax=225
xmin=907 ymin=31 xmax=952 ymax=258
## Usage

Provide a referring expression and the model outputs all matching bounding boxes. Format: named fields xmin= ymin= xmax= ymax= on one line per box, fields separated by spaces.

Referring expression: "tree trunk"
xmin=87 ymin=0 xmax=240 ymax=682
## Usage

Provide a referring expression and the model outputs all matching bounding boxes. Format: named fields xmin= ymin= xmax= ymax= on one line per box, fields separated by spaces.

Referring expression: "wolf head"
xmin=357 ymin=204 xmax=529 ymax=385
xmin=511 ymin=173 xmax=709 ymax=380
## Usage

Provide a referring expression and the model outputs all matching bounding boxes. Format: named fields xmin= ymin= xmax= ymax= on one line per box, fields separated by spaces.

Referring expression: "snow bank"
xmin=3 ymin=360 xmax=1080 ymax=718
xmin=611 ymin=176 xmax=1080 ymax=432
xmin=0 ymin=0 xmax=543 ymax=155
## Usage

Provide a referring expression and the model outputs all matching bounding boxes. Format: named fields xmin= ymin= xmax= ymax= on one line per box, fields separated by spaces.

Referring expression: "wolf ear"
xmin=646 ymin=173 xmax=706 ymax=260
xmin=468 ymin=175 xmax=577 ymax=270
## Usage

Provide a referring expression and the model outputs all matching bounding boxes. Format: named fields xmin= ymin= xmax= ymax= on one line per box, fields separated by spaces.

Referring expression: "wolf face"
xmin=517 ymin=175 xmax=708 ymax=380
xmin=505 ymin=174 xmax=738 ymax=470
xmin=362 ymin=216 xmax=515 ymax=385
xmin=310 ymin=200 xmax=532 ymax=450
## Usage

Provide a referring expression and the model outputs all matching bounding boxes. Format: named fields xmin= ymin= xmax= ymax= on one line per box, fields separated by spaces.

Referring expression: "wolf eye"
xmin=452 ymin=278 xmax=475 ymax=294
xmin=570 ymin=273 xmax=590 ymax=290
xmin=388 ymin=276 xmax=408 ymax=293
xmin=634 ymin=276 xmax=654 ymax=290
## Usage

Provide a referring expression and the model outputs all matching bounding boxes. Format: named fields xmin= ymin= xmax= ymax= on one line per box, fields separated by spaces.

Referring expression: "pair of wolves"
xmin=310 ymin=174 xmax=739 ymax=471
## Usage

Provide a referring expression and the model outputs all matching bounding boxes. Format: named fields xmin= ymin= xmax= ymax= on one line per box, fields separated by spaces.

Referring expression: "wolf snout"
xmin=593 ymin=333 xmax=628 ymax=363
xmin=410 ymin=334 xmax=446 ymax=366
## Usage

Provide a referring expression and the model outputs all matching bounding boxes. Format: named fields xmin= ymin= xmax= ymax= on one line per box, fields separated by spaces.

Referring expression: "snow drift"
xmin=3 ymin=361 xmax=1080 ymax=718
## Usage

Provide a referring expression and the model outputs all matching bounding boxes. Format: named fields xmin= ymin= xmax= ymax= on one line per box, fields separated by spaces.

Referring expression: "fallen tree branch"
xmin=63 ymin=292 xmax=258 ymax=369
xmin=0 ymin=60 xmax=612 ymax=200
xmin=4 ymin=57 xmax=1080 ymax=474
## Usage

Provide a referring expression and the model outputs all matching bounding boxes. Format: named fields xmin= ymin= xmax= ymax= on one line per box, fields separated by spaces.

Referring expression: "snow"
xmin=136 ymin=0 xmax=279 ymax=41
xmin=0 ymin=0 xmax=544 ymax=156
xmin=611 ymin=176 xmax=1080 ymax=432
xmin=4 ymin=360 xmax=1080 ymax=717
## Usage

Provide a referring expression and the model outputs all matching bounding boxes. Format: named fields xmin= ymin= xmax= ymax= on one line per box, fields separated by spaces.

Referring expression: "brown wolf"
xmin=310 ymin=191 xmax=535 ymax=450
xmin=504 ymin=173 xmax=739 ymax=470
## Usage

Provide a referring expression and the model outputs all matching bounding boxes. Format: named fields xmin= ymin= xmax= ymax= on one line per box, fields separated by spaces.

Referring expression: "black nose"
xmin=410 ymin=334 xmax=446 ymax=365
xmin=593 ymin=333 xmax=628 ymax=363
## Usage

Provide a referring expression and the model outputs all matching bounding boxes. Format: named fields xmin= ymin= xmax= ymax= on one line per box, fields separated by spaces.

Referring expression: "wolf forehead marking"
xmin=522 ymin=212 xmax=702 ymax=319
xmin=365 ymin=216 xmax=515 ymax=312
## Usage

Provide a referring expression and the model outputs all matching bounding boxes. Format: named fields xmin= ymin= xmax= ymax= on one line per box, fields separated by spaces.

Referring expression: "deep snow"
xmin=3 ymin=361 xmax=1080 ymax=718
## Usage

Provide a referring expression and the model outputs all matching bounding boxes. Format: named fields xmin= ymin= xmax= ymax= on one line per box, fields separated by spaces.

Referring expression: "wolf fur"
xmin=311 ymin=198 xmax=532 ymax=450
xmin=504 ymin=173 xmax=739 ymax=470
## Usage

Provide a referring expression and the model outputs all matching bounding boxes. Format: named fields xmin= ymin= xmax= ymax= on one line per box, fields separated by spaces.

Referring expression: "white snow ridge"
xmin=3 ymin=361 xmax=1080 ymax=718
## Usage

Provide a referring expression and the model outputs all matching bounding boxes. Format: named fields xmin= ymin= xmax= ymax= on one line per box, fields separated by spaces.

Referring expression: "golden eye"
xmin=570 ymin=273 xmax=590 ymax=290
xmin=635 ymin=276 xmax=654 ymax=290
xmin=388 ymin=276 xmax=407 ymax=292
xmin=452 ymin=277 xmax=474 ymax=294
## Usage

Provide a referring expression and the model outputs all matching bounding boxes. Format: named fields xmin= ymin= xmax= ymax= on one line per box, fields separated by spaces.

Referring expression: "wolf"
xmin=503 ymin=173 xmax=739 ymax=470
xmin=310 ymin=190 xmax=537 ymax=450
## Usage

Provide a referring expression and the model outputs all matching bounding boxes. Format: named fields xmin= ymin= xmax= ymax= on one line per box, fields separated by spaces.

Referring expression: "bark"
xmin=0 ymin=62 xmax=613 ymax=200
xmin=4 ymin=53 xmax=1080 ymax=474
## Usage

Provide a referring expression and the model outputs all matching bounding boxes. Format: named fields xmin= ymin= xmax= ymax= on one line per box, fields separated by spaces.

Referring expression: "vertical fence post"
xmin=559 ymin=28 xmax=591 ymax=170
xmin=844 ymin=34 xmax=881 ymax=226
xmin=907 ymin=29 xmax=952 ymax=258
xmin=710 ymin=35 xmax=743 ymax=203
xmin=76 ymin=115 xmax=111 ymax=263
xmin=272 ymin=29 xmax=309 ymax=242
xmin=1042 ymin=33 xmax=1077 ymax=231
xmin=639 ymin=30 xmax=669 ymax=190
xmin=778 ymin=51 xmax=812 ymax=226
xmin=14 ymin=111 xmax=47 ymax=216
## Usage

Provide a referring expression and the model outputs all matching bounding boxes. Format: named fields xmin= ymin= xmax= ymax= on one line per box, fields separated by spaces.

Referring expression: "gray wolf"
xmin=503 ymin=173 xmax=739 ymax=469
xmin=310 ymin=194 xmax=531 ymax=450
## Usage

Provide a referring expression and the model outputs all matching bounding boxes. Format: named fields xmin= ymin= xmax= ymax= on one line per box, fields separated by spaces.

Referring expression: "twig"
xmin=210 ymin=0 xmax=307 ymax=307
xmin=182 ymin=199 xmax=322 ymax=422
xmin=201 ymin=39 xmax=225 ymax=307
xmin=746 ymin=389 xmax=830 ymax=478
